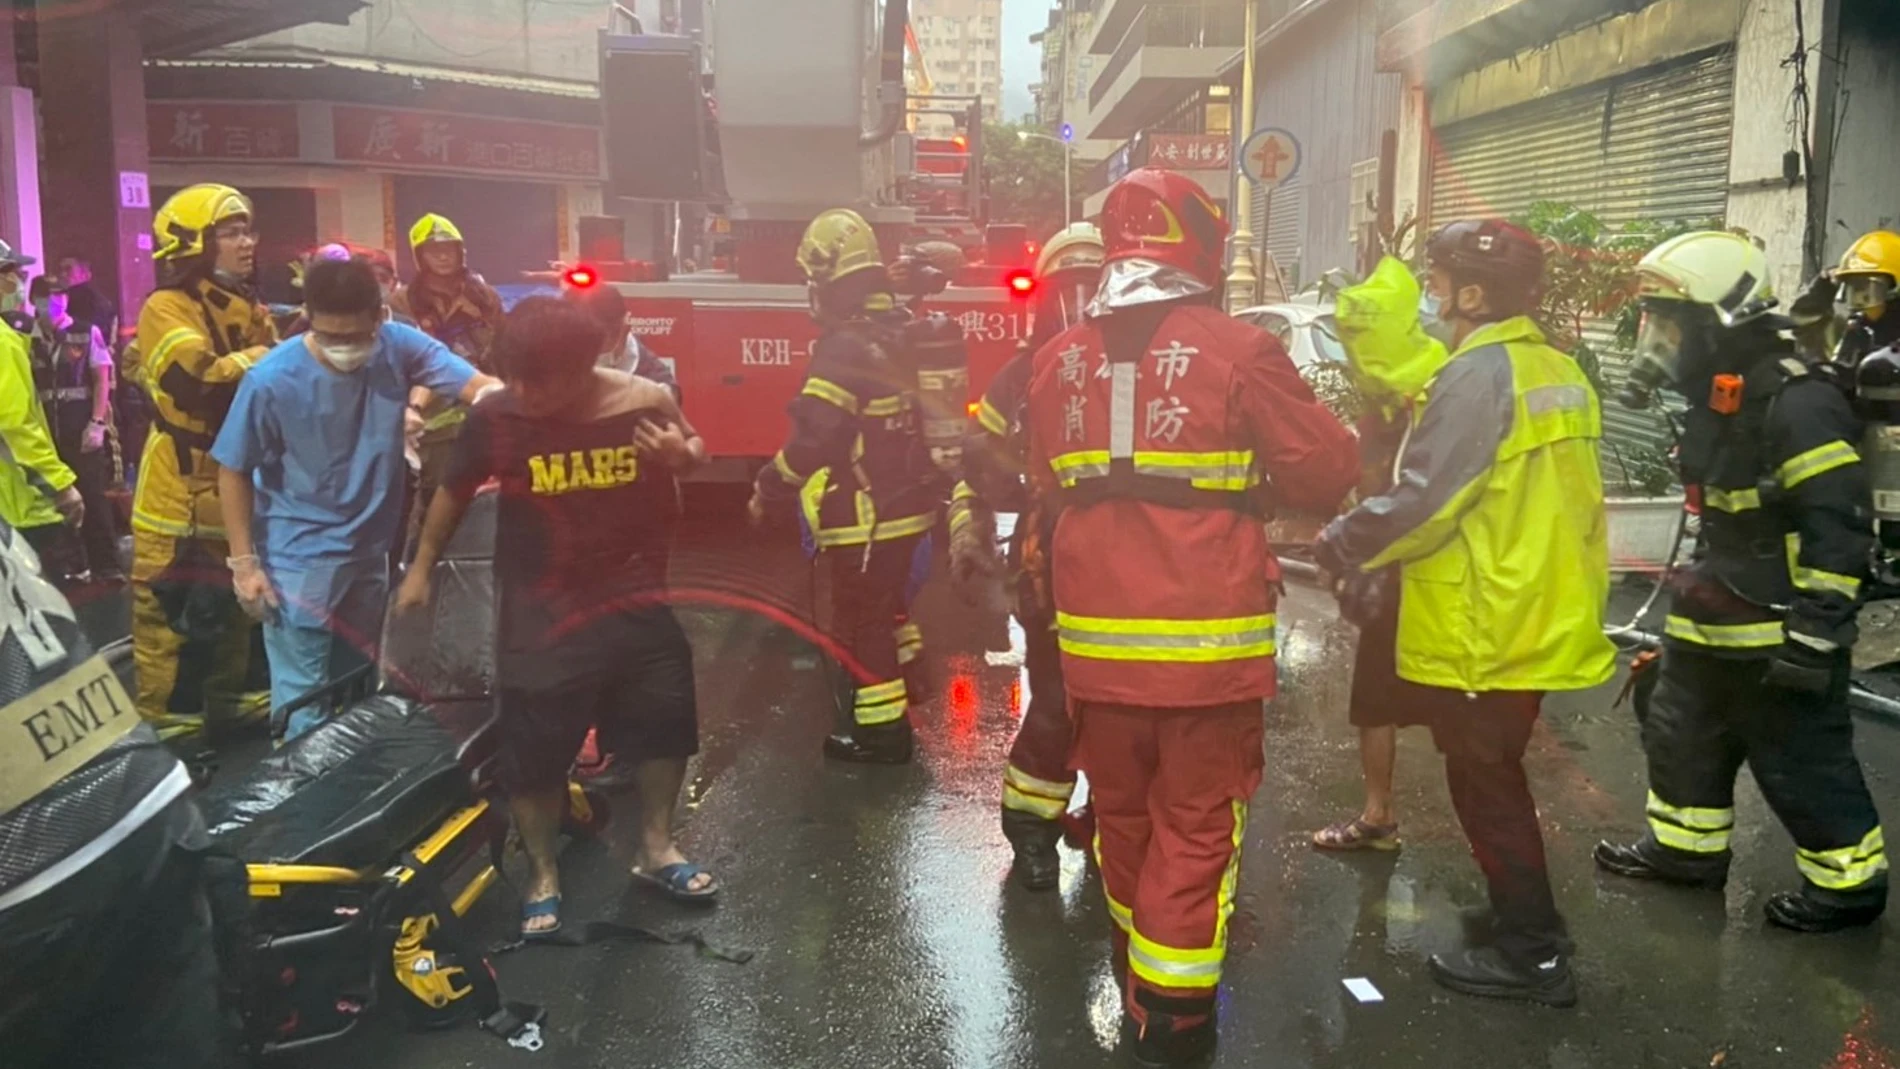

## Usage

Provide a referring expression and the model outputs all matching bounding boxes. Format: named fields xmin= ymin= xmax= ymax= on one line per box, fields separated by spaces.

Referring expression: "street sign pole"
xmin=1235 ymin=125 xmax=1304 ymax=309
xmin=1224 ymin=0 xmax=1259 ymax=314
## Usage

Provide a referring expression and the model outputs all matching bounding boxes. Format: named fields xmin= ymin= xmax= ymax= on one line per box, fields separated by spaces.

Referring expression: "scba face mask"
xmin=1619 ymin=302 xmax=1698 ymax=410
xmin=1843 ymin=274 xmax=1896 ymax=314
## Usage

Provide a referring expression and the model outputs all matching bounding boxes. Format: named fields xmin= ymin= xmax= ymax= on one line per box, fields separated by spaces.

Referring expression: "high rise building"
xmin=913 ymin=0 xmax=1004 ymax=126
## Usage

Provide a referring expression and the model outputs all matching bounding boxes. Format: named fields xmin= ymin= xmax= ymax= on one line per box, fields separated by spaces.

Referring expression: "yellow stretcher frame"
xmin=244 ymin=799 xmax=495 ymax=914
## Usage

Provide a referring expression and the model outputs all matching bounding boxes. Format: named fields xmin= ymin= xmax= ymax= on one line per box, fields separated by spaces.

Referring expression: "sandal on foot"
xmin=521 ymin=894 xmax=563 ymax=940
xmin=1312 ymin=818 xmax=1401 ymax=852
xmin=631 ymin=862 xmax=720 ymax=906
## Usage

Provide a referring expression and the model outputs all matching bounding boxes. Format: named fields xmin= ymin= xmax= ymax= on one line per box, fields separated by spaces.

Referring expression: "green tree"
xmin=980 ymin=121 xmax=1071 ymax=241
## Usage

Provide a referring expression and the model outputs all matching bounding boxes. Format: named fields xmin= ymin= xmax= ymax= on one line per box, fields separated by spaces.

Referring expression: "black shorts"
xmin=1347 ymin=608 xmax=1443 ymax=730
xmin=496 ymin=609 xmax=699 ymax=792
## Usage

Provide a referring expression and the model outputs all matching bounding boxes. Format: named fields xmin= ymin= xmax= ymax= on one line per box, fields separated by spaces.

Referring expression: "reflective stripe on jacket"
xmin=1025 ymin=300 xmax=1358 ymax=707
xmin=129 ymin=280 xmax=277 ymax=539
xmin=1666 ymin=342 xmax=1871 ymax=657
xmin=0 ymin=323 xmax=74 ymax=530
xmin=1323 ymin=315 xmax=1617 ymax=693
xmin=754 ymin=321 xmax=944 ymax=548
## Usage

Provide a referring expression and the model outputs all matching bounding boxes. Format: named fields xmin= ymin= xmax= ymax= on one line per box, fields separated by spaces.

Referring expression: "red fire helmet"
xmin=1100 ymin=167 xmax=1229 ymax=287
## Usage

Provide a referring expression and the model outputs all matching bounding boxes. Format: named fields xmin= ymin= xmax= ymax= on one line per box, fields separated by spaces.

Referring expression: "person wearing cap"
xmin=0 ymin=241 xmax=84 ymax=563
xmin=125 ymin=183 xmax=278 ymax=755
xmin=1315 ymin=219 xmax=1614 ymax=1007
xmin=391 ymin=215 xmax=505 ymax=531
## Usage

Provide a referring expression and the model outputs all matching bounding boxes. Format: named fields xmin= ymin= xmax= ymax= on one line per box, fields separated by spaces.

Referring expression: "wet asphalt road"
xmin=80 ymin=510 xmax=1900 ymax=1069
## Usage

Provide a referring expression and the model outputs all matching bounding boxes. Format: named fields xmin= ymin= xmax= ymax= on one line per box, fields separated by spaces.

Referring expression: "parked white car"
xmin=1234 ymin=299 xmax=1348 ymax=372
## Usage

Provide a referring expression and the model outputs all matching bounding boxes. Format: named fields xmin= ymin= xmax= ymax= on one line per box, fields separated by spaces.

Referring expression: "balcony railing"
xmin=1090 ymin=3 xmax=1247 ymax=111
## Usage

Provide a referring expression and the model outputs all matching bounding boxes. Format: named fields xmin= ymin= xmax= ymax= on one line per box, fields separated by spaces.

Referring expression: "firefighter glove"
xmin=1334 ymin=568 xmax=1395 ymax=629
xmin=1312 ymin=519 xmax=1349 ymax=578
xmin=1788 ymin=271 xmax=1839 ymax=326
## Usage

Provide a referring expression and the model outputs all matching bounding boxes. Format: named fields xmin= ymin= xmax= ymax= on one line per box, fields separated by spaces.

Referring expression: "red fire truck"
xmin=609 ymin=280 xmax=1031 ymax=478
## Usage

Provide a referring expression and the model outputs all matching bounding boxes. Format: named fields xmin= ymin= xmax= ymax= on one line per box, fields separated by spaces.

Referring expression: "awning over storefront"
xmin=138 ymin=0 xmax=366 ymax=58
xmin=153 ymin=54 xmax=598 ymax=100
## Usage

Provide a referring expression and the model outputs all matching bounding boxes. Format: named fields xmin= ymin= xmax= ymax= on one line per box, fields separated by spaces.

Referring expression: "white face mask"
xmin=320 ymin=339 xmax=378 ymax=372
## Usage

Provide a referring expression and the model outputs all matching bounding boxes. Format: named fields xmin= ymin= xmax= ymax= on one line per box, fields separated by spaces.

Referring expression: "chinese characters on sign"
xmin=147 ymin=100 xmax=604 ymax=180
xmin=147 ymin=104 xmax=301 ymax=161
xmin=332 ymin=106 xmax=604 ymax=180
xmin=1144 ymin=134 xmax=1231 ymax=171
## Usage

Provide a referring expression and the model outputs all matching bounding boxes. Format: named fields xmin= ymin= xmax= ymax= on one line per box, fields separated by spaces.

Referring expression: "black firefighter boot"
xmin=824 ymin=720 xmax=914 ymax=765
xmin=1428 ymin=946 xmax=1578 ymax=1008
xmin=1764 ymin=883 xmax=1887 ymax=933
xmin=1001 ymin=809 xmax=1063 ymax=891
xmin=1593 ymin=839 xmax=1729 ymax=889
xmin=1122 ymin=991 xmax=1217 ymax=1067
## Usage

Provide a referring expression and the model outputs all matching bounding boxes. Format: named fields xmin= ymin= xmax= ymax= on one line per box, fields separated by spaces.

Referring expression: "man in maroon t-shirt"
xmin=396 ymin=297 xmax=714 ymax=938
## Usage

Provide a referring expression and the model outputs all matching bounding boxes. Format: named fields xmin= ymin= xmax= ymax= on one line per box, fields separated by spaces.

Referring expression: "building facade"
xmin=1382 ymin=0 xmax=1900 ymax=454
xmin=1072 ymin=0 xmax=1247 ymax=222
xmin=1223 ymin=0 xmax=1402 ymax=293
xmin=914 ymin=0 xmax=1005 ymax=127
xmin=146 ymin=0 xmax=627 ymax=301
xmin=1030 ymin=1 xmax=1116 ymax=167
xmin=2 ymin=0 xmax=357 ymax=327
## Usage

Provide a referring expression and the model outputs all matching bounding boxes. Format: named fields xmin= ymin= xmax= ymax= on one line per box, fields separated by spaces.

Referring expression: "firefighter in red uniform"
xmin=1024 ymin=170 xmax=1358 ymax=1064
xmin=952 ymin=223 xmax=1106 ymax=890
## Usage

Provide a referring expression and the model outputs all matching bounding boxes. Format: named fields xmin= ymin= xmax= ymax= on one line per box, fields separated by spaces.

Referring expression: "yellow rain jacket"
xmin=127 ymin=278 xmax=279 ymax=539
xmin=0 ymin=320 xmax=75 ymax=530
xmin=1323 ymin=257 xmax=1617 ymax=693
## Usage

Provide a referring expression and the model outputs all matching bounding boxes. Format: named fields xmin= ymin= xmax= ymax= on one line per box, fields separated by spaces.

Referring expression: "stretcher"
xmin=198 ymin=493 xmax=605 ymax=1056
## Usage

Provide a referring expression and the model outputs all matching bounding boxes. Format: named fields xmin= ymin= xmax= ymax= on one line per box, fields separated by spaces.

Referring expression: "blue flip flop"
xmin=521 ymin=894 xmax=563 ymax=940
xmin=631 ymin=862 xmax=720 ymax=906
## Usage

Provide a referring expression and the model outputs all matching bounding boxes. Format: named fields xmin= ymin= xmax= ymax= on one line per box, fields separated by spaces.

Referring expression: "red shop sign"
xmin=149 ymin=103 xmax=301 ymax=161
xmin=1145 ymin=133 xmax=1231 ymax=171
xmin=331 ymin=105 xmax=602 ymax=180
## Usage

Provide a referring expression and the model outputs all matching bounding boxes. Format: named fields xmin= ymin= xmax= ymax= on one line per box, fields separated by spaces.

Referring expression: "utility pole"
xmin=1224 ymin=0 xmax=1258 ymax=313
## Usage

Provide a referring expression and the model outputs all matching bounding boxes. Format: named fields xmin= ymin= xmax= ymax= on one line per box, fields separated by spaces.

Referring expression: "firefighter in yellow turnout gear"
xmin=125 ymin=184 xmax=277 ymax=747
xmin=391 ymin=214 xmax=505 ymax=524
xmin=749 ymin=209 xmax=947 ymax=764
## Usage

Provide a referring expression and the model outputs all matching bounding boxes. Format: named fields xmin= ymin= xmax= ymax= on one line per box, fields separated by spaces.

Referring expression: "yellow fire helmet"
xmin=1036 ymin=222 xmax=1105 ymax=277
xmin=409 ymin=213 xmax=465 ymax=252
xmin=797 ymin=209 xmax=883 ymax=287
xmin=1635 ymin=230 xmax=1776 ymax=327
xmin=153 ymin=183 xmax=253 ymax=262
xmin=1838 ymin=230 xmax=1900 ymax=284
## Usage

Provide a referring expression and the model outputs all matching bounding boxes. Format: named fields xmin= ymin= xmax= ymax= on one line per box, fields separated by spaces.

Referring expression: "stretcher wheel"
xmin=562 ymin=783 xmax=611 ymax=838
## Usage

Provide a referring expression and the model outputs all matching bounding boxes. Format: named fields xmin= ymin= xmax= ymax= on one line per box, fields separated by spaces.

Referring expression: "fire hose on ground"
xmin=1274 ymin=516 xmax=1900 ymax=727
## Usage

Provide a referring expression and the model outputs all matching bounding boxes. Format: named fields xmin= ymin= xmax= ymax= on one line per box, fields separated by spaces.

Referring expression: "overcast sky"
xmin=1002 ymin=0 xmax=1045 ymax=121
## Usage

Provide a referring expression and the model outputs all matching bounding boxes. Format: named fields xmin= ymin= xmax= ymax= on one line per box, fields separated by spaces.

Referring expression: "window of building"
xmin=1348 ymin=158 xmax=1380 ymax=243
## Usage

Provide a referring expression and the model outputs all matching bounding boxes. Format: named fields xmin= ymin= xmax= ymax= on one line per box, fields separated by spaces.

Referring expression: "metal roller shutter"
xmin=1430 ymin=48 xmax=1736 ymax=467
